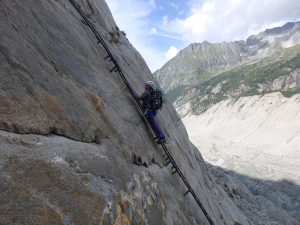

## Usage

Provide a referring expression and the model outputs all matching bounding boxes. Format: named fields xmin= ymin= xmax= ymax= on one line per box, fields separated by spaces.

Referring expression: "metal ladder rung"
xmin=109 ymin=66 xmax=118 ymax=73
xmin=104 ymin=55 xmax=111 ymax=60
xmin=164 ymin=159 xmax=171 ymax=166
xmin=171 ymin=169 xmax=178 ymax=175
xmin=183 ymin=190 xmax=190 ymax=196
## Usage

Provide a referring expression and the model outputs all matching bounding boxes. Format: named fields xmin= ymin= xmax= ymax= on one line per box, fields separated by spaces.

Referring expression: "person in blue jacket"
xmin=135 ymin=81 xmax=166 ymax=144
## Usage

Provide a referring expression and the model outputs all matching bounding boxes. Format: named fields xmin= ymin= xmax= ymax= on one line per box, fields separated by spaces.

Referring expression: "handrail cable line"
xmin=68 ymin=1 xmax=215 ymax=224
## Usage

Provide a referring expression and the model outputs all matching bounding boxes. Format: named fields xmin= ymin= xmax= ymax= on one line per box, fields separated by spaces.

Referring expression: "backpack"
xmin=150 ymin=90 xmax=163 ymax=110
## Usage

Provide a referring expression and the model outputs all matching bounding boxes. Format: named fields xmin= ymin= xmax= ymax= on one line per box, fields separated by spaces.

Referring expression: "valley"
xmin=156 ymin=21 xmax=300 ymax=224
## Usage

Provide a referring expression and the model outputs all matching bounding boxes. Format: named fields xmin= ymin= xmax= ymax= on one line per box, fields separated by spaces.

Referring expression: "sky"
xmin=106 ymin=0 xmax=300 ymax=72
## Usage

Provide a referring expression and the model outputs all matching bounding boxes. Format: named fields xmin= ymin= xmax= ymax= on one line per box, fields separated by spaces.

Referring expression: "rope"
xmin=67 ymin=1 xmax=215 ymax=224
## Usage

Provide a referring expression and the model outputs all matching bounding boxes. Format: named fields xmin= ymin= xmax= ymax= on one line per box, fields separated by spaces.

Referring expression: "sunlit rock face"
xmin=0 ymin=0 xmax=251 ymax=225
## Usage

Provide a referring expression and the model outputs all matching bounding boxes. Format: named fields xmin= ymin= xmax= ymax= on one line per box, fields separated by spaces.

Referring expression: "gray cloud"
xmin=163 ymin=0 xmax=300 ymax=43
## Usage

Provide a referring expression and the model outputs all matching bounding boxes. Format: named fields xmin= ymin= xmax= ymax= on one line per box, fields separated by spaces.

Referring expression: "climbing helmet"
xmin=145 ymin=80 xmax=156 ymax=91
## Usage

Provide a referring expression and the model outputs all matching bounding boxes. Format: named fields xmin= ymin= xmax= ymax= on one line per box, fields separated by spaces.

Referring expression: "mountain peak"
xmin=156 ymin=21 xmax=300 ymax=92
xmin=264 ymin=21 xmax=299 ymax=35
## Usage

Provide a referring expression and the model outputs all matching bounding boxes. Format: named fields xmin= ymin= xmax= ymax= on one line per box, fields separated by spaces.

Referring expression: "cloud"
xmin=161 ymin=0 xmax=300 ymax=43
xmin=105 ymin=0 xmax=300 ymax=72
xmin=106 ymin=0 xmax=165 ymax=71
xmin=149 ymin=0 xmax=156 ymax=8
xmin=149 ymin=27 xmax=158 ymax=34
xmin=165 ymin=46 xmax=179 ymax=59
xmin=170 ymin=2 xmax=179 ymax=10
xmin=149 ymin=26 xmax=182 ymax=40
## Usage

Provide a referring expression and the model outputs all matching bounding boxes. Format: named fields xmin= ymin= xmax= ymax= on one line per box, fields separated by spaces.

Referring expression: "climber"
xmin=135 ymin=81 xmax=166 ymax=144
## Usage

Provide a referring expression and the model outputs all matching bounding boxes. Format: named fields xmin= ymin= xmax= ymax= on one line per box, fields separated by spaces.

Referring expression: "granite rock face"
xmin=0 ymin=0 xmax=250 ymax=224
xmin=208 ymin=164 xmax=299 ymax=225
xmin=271 ymin=68 xmax=300 ymax=91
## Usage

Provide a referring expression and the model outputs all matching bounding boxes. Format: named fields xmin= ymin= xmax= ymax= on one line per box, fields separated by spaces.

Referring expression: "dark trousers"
xmin=144 ymin=110 xmax=165 ymax=140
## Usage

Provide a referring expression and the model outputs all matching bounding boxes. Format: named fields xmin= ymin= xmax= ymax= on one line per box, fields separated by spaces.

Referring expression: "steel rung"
xmin=183 ymin=190 xmax=190 ymax=196
xmin=109 ymin=66 xmax=117 ymax=73
xmin=164 ymin=160 xmax=171 ymax=166
xmin=104 ymin=55 xmax=111 ymax=60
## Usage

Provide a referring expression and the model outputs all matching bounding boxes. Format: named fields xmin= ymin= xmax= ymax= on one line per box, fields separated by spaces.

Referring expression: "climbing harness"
xmin=67 ymin=1 xmax=215 ymax=224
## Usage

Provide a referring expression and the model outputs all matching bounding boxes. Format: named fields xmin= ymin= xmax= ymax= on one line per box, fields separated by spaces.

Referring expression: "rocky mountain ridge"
xmin=246 ymin=21 xmax=300 ymax=56
xmin=155 ymin=21 xmax=300 ymax=93
xmin=171 ymin=44 xmax=300 ymax=115
xmin=156 ymin=41 xmax=246 ymax=93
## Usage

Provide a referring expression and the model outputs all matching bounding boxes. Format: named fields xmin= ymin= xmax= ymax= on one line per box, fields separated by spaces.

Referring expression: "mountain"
xmin=246 ymin=22 xmax=300 ymax=56
xmin=156 ymin=41 xmax=247 ymax=92
xmin=176 ymin=44 xmax=300 ymax=115
xmin=0 ymin=1 xmax=252 ymax=225
xmin=155 ymin=21 xmax=300 ymax=94
xmin=155 ymin=22 xmax=300 ymax=224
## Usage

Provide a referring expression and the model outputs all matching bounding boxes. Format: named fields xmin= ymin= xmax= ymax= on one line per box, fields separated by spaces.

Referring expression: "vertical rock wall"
xmin=0 ymin=0 xmax=250 ymax=224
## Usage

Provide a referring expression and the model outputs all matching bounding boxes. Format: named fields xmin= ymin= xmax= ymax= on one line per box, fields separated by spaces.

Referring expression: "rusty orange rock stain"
xmin=90 ymin=94 xmax=102 ymax=112
xmin=90 ymin=196 xmax=105 ymax=223
xmin=113 ymin=201 xmax=132 ymax=225
xmin=44 ymin=95 xmax=63 ymax=115
xmin=36 ymin=207 xmax=64 ymax=225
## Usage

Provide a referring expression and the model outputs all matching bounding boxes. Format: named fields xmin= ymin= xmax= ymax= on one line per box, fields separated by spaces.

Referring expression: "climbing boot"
xmin=156 ymin=138 xmax=167 ymax=145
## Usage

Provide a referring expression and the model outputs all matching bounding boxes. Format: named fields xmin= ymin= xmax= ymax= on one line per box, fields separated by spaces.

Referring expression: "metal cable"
xmin=67 ymin=1 xmax=215 ymax=224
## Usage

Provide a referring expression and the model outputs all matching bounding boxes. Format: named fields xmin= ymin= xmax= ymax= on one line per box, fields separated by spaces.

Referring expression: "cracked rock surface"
xmin=0 ymin=0 xmax=250 ymax=224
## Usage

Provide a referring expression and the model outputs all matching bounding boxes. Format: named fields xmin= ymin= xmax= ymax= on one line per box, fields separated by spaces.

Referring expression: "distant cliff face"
xmin=0 ymin=0 xmax=251 ymax=225
xmin=246 ymin=22 xmax=300 ymax=56
xmin=156 ymin=41 xmax=247 ymax=93
xmin=155 ymin=21 xmax=300 ymax=93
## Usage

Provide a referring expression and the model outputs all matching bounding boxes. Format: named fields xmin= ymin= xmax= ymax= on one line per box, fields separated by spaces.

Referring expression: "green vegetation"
xmin=108 ymin=31 xmax=120 ymax=44
xmin=169 ymin=44 xmax=300 ymax=114
xmin=156 ymin=41 xmax=246 ymax=93
xmin=166 ymin=85 xmax=190 ymax=102
xmin=165 ymin=68 xmax=237 ymax=102
xmin=108 ymin=26 xmax=125 ymax=44
xmin=281 ymin=88 xmax=300 ymax=97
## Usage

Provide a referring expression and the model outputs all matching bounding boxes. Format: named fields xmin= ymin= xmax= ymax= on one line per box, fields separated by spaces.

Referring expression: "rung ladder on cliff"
xmin=67 ymin=1 xmax=215 ymax=225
